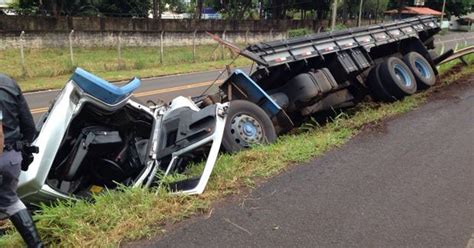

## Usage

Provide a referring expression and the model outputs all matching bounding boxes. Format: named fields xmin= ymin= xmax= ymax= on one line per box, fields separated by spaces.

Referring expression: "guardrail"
xmin=439 ymin=46 xmax=474 ymax=65
xmin=435 ymin=34 xmax=474 ymax=55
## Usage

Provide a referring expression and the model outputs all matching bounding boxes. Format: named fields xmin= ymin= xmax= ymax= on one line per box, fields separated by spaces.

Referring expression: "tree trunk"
xmin=342 ymin=4 xmax=348 ymax=24
xmin=331 ymin=0 xmax=337 ymax=31
xmin=153 ymin=0 xmax=157 ymax=19
xmin=398 ymin=0 xmax=404 ymax=19
xmin=358 ymin=0 xmax=364 ymax=27
xmin=196 ymin=0 xmax=203 ymax=19
xmin=375 ymin=0 xmax=379 ymax=22
xmin=271 ymin=0 xmax=286 ymax=19
xmin=58 ymin=0 xmax=63 ymax=17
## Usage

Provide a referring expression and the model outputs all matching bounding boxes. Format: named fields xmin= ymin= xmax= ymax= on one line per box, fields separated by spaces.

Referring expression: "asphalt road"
xmin=24 ymin=67 xmax=250 ymax=120
xmin=128 ymin=77 xmax=474 ymax=247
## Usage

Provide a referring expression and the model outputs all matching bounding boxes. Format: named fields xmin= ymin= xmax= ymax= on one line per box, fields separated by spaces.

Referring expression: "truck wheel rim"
xmin=414 ymin=58 xmax=431 ymax=79
xmin=394 ymin=64 xmax=412 ymax=87
xmin=230 ymin=114 xmax=263 ymax=146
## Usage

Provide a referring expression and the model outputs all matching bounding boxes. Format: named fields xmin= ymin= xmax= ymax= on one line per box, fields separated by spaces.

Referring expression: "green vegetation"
xmin=9 ymin=0 xmax=472 ymax=24
xmin=438 ymin=54 xmax=474 ymax=74
xmin=0 ymin=57 xmax=472 ymax=247
xmin=389 ymin=0 xmax=473 ymax=18
xmin=0 ymin=45 xmax=250 ymax=92
xmin=334 ymin=23 xmax=349 ymax=31
xmin=288 ymin=28 xmax=313 ymax=38
xmin=286 ymin=24 xmax=348 ymax=38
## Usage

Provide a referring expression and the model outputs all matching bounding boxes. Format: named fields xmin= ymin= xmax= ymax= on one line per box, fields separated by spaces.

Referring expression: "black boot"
xmin=9 ymin=209 xmax=43 ymax=248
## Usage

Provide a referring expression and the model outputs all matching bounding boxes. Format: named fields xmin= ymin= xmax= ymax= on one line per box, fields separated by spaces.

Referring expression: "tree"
xmin=208 ymin=0 xmax=253 ymax=20
xmin=195 ymin=0 xmax=203 ymax=19
xmin=10 ymin=0 xmax=40 ymax=15
xmin=425 ymin=0 xmax=472 ymax=17
xmin=387 ymin=0 xmax=410 ymax=9
xmin=152 ymin=0 xmax=157 ymax=18
xmin=163 ymin=0 xmax=187 ymax=13
xmin=15 ymin=0 xmax=147 ymax=17
xmin=11 ymin=0 xmax=100 ymax=16
xmin=339 ymin=0 xmax=359 ymax=23
xmin=287 ymin=0 xmax=332 ymax=20
xmin=388 ymin=0 xmax=472 ymax=17
xmin=291 ymin=0 xmax=321 ymax=20
xmin=97 ymin=0 xmax=150 ymax=17
xmin=314 ymin=0 xmax=332 ymax=20
xmin=364 ymin=0 xmax=389 ymax=21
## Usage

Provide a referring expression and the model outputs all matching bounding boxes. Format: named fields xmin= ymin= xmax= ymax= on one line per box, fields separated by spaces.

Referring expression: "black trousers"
xmin=0 ymin=150 xmax=26 ymax=220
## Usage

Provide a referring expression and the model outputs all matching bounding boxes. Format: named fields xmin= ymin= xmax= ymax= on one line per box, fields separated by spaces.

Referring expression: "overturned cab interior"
xmin=19 ymin=68 xmax=227 ymax=204
xmin=47 ymin=101 xmax=153 ymax=198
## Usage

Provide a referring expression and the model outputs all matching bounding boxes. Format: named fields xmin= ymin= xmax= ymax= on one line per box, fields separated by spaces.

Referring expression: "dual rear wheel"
xmin=368 ymin=52 xmax=436 ymax=102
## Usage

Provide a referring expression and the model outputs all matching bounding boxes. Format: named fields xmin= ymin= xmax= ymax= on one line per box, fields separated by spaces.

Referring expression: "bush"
xmin=334 ymin=24 xmax=348 ymax=31
xmin=288 ymin=28 xmax=313 ymax=38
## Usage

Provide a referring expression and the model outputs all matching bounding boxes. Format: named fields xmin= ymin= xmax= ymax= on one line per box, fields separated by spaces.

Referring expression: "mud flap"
xmin=221 ymin=70 xmax=294 ymax=131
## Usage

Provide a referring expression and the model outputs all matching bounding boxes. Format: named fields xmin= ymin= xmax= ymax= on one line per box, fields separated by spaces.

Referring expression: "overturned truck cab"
xmin=18 ymin=68 xmax=227 ymax=205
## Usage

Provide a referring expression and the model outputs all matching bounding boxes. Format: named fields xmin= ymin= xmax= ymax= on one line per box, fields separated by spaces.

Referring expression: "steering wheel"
xmin=92 ymin=158 xmax=126 ymax=186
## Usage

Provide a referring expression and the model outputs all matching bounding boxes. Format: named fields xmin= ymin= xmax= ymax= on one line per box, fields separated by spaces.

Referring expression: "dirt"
xmin=429 ymin=70 xmax=474 ymax=101
xmin=359 ymin=120 xmax=390 ymax=134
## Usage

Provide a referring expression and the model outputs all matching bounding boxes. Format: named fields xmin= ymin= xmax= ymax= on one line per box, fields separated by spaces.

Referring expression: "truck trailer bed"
xmin=242 ymin=16 xmax=440 ymax=68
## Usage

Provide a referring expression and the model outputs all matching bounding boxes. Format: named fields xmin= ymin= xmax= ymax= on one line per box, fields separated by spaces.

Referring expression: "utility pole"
xmin=358 ymin=0 xmax=364 ymax=27
xmin=440 ymin=0 xmax=447 ymax=26
xmin=331 ymin=0 xmax=338 ymax=31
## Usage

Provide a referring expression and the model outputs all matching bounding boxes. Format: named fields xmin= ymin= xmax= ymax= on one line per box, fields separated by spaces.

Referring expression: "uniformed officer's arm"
xmin=17 ymin=93 xmax=36 ymax=143
xmin=0 ymin=110 xmax=4 ymax=155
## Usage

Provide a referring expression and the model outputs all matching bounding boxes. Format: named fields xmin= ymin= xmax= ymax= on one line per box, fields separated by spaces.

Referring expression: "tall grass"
xmin=1 ymin=45 xmax=236 ymax=79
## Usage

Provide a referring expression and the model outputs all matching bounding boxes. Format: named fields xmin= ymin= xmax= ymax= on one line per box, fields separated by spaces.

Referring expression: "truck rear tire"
xmin=222 ymin=100 xmax=277 ymax=153
xmin=367 ymin=64 xmax=397 ymax=102
xmin=379 ymin=57 xmax=417 ymax=99
xmin=403 ymin=52 xmax=436 ymax=90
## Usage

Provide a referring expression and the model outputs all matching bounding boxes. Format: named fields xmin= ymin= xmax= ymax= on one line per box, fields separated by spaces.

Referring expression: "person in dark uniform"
xmin=0 ymin=74 xmax=43 ymax=247
xmin=0 ymin=111 xmax=3 ymax=155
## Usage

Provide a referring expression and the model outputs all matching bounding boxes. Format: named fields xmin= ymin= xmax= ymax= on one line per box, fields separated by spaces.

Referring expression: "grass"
xmin=0 ymin=57 xmax=473 ymax=247
xmin=0 ymin=45 xmax=251 ymax=92
xmin=438 ymin=53 xmax=474 ymax=74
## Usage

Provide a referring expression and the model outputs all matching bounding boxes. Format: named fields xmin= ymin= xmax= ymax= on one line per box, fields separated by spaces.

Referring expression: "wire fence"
xmin=3 ymin=29 xmax=289 ymax=80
